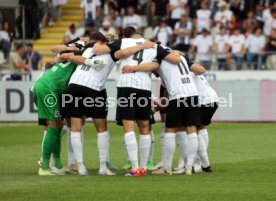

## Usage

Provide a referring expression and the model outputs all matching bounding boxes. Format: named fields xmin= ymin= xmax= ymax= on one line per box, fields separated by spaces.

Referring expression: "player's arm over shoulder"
xmin=190 ymin=63 xmax=206 ymax=75
xmin=157 ymin=45 xmax=181 ymax=64
xmin=122 ymin=62 xmax=160 ymax=73
xmin=93 ymin=39 xmax=122 ymax=55
xmin=185 ymin=55 xmax=205 ymax=75
xmin=114 ymin=40 xmax=155 ymax=59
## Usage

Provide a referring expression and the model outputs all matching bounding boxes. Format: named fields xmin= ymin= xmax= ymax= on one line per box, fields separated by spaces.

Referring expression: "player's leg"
xmin=185 ymin=125 xmax=198 ymax=175
xmin=93 ymin=118 xmax=116 ymax=176
xmin=122 ymin=120 xmax=141 ymax=176
xmin=154 ymin=85 xmax=168 ymax=170
xmin=39 ymin=120 xmax=64 ymax=175
xmin=173 ymin=126 xmax=188 ymax=174
xmin=116 ymin=87 xmax=140 ymax=176
xmin=184 ymin=96 xmax=201 ymax=175
xmin=152 ymin=112 xmax=166 ymax=170
xmin=65 ymin=84 xmax=88 ymax=176
xmin=136 ymin=89 xmax=152 ymax=175
xmin=197 ymin=102 xmax=218 ymax=172
xmin=70 ymin=117 xmax=87 ymax=176
xmin=147 ymin=121 xmax=155 ymax=170
xmin=63 ymin=118 xmax=78 ymax=174
xmin=36 ymin=124 xmax=47 ymax=168
xmin=137 ymin=120 xmax=151 ymax=175
xmin=48 ymin=120 xmax=66 ymax=174
xmin=152 ymin=127 xmax=176 ymax=175
xmin=152 ymin=99 xmax=181 ymax=175
xmin=197 ymin=125 xmax=210 ymax=171
xmin=33 ymin=82 xmax=64 ymax=175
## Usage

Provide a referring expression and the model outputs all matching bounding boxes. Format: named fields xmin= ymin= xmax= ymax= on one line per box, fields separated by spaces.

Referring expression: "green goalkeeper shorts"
xmin=33 ymin=81 xmax=61 ymax=122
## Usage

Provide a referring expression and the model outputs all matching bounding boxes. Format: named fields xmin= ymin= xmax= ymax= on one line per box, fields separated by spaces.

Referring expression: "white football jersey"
xmin=191 ymin=72 xmax=219 ymax=105
xmin=158 ymin=56 xmax=198 ymax=100
xmin=112 ymin=38 xmax=168 ymax=91
xmin=69 ymin=47 xmax=115 ymax=91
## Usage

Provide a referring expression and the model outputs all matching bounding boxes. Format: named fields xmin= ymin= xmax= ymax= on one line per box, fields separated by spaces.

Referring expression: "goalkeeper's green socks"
xmin=41 ymin=126 xmax=61 ymax=170
xmin=53 ymin=130 xmax=63 ymax=169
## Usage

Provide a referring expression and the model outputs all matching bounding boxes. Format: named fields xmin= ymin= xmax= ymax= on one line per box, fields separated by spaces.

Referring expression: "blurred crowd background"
xmin=1 ymin=0 xmax=276 ymax=80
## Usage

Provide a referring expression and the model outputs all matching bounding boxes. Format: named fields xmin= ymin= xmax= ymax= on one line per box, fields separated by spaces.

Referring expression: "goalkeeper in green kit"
xmin=33 ymin=52 xmax=82 ymax=176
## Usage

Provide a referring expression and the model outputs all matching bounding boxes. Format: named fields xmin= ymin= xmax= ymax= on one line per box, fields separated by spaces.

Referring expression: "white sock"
xmin=193 ymin=154 xmax=201 ymax=167
xmin=60 ymin=125 xmax=68 ymax=136
xmin=148 ymin=130 xmax=155 ymax=162
xmin=186 ymin=133 xmax=198 ymax=170
xmin=163 ymin=133 xmax=175 ymax=170
xmin=124 ymin=132 xmax=139 ymax=170
xmin=67 ymin=128 xmax=76 ymax=165
xmin=98 ymin=131 xmax=108 ymax=170
xmin=124 ymin=138 xmax=130 ymax=161
xmin=198 ymin=134 xmax=210 ymax=168
xmin=42 ymin=130 xmax=47 ymax=153
xmin=107 ymin=131 xmax=110 ymax=162
xmin=160 ymin=123 xmax=166 ymax=163
xmin=139 ymin=134 xmax=151 ymax=169
xmin=199 ymin=129 xmax=209 ymax=148
xmin=176 ymin=131 xmax=188 ymax=167
xmin=71 ymin=132 xmax=83 ymax=164
xmin=81 ymin=127 xmax=84 ymax=148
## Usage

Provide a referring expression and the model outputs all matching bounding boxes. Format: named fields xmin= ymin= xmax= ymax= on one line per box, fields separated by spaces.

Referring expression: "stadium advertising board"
xmin=0 ymin=79 xmax=276 ymax=122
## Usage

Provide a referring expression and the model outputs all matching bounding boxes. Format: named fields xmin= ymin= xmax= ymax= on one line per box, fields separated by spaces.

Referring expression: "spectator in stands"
xmin=122 ymin=6 xmax=142 ymax=32
xmin=118 ymin=0 xmax=139 ymax=14
xmin=195 ymin=0 xmax=212 ymax=33
xmin=19 ymin=0 xmax=40 ymax=39
xmin=229 ymin=27 xmax=246 ymax=70
xmin=228 ymin=15 xmax=241 ymax=35
xmin=229 ymin=0 xmax=246 ymax=22
xmin=63 ymin=24 xmax=79 ymax=44
xmin=39 ymin=0 xmax=50 ymax=32
xmin=266 ymin=27 xmax=276 ymax=70
xmin=105 ymin=0 xmax=119 ymax=11
xmin=9 ymin=44 xmax=31 ymax=80
xmin=105 ymin=9 xmax=122 ymax=34
xmin=169 ymin=0 xmax=187 ymax=28
xmin=0 ymin=22 xmax=11 ymax=59
xmin=214 ymin=26 xmax=230 ymax=70
xmin=52 ymin=0 xmax=67 ymax=21
xmin=83 ymin=21 xmax=96 ymax=37
xmin=80 ymin=0 xmax=101 ymax=29
xmin=188 ymin=0 xmax=201 ymax=19
xmin=263 ymin=4 xmax=276 ymax=37
xmin=23 ymin=43 xmax=43 ymax=71
xmin=242 ymin=10 xmax=258 ymax=37
xmin=214 ymin=0 xmax=233 ymax=28
xmin=189 ymin=28 xmax=213 ymax=70
xmin=152 ymin=19 xmax=173 ymax=46
xmin=174 ymin=13 xmax=192 ymax=52
xmin=151 ymin=0 xmax=170 ymax=20
xmin=99 ymin=21 xmax=117 ymax=35
xmin=245 ymin=28 xmax=266 ymax=70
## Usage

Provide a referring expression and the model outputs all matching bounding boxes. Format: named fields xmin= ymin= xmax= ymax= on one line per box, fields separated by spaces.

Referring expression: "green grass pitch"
xmin=0 ymin=123 xmax=276 ymax=201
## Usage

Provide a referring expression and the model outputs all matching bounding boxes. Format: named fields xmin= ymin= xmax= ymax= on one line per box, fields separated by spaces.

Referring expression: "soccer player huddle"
xmin=33 ymin=26 xmax=219 ymax=177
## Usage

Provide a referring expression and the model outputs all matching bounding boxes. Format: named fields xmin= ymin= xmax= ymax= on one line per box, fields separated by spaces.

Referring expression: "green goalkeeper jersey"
xmin=37 ymin=61 xmax=76 ymax=94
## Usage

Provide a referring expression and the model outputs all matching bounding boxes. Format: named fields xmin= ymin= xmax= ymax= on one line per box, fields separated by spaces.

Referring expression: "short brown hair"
xmin=89 ymin=32 xmax=107 ymax=43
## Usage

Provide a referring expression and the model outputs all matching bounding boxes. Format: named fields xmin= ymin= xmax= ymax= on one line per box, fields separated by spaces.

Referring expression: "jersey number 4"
xmin=132 ymin=50 xmax=144 ymax=64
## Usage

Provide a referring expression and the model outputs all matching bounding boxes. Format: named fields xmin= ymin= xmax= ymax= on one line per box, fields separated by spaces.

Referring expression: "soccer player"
xmin=64 ymin=32 xmax=156 ymax=176
xmin=192 ymin=72 xmax=219 ymax=172
xmin=35 ymin=37 xmax=90 ymax=174
xmin=33 ymin=51 xmax=83 ymax=176
xmin=93 ymin=27 xmax=180 ymax=176
xmin=151 ymin=82 xmax=169 ymax=171
xmin=172 ymin=72 xmax=219 ymax=174
xmin=122 ymin=54 xmax=206 ymax=175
